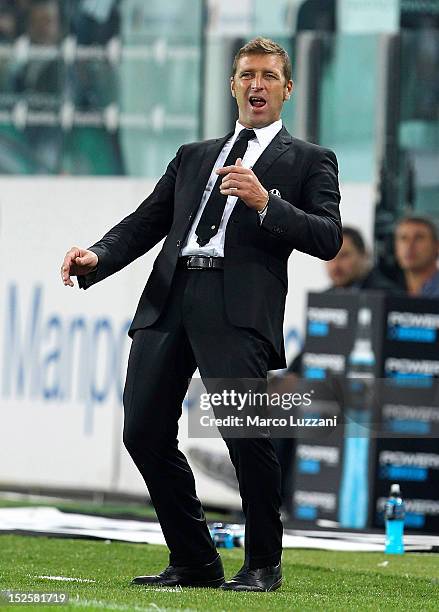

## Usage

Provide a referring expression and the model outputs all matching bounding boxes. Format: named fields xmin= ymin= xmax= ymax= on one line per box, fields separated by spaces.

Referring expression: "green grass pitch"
xmin=1 ymin=535 xmax=438 ymax=611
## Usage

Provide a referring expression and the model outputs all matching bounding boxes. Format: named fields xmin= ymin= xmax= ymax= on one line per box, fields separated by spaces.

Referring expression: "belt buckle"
xmin=187 ymin=256 xmax=201 ymax=270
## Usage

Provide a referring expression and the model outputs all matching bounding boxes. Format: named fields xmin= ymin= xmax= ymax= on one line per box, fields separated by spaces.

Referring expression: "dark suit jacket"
xmin=79 ymin=126 xmax=342 ymax=369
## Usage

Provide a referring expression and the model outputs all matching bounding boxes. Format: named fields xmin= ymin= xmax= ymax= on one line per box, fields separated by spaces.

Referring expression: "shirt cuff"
xmin=78 ymin=266 xmax=98 ymax=289
xmin=258 ymin=201 xmax=269 ymax=224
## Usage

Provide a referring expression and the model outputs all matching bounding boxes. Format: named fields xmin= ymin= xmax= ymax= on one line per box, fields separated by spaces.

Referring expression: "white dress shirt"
xmin=181 ymin=119 xmax=283 ymax=258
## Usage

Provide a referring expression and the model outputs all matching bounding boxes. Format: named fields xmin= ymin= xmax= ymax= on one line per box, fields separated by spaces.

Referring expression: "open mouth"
xmin=249 ymin=96 xmax=267 ymax=108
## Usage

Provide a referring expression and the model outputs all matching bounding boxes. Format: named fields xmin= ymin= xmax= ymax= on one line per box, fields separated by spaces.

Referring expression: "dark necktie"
xmin=195 ymin=128 xmax=256 ymax=247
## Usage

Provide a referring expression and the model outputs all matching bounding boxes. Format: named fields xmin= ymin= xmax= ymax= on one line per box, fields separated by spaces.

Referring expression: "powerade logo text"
xmin=294 ymin=490 xmax=336 ymax=520
xmin=385 ymin=358 xmax=439 ymax=387
xmin=303 ymin=353 xmax=345 ymax=379
xmin=297 ymin=444 xmax=339 ymax=474
xmin=388 ymin=311 xmax=439 ymax=343
xmin=383 ymin=403 xmax=439 ymax=435
xmin=1 ymin=284 xmax=131 ymax=434
xmin=383 ymin=404 xmax=439 ymax=423
xmin=379 ymin=450 xmax=439 ymax=482
xmin=307 ymin=307 xmax=348 ymax=337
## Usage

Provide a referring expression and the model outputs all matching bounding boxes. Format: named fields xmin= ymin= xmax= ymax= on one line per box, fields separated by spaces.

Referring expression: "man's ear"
xmin=230 ymin=76 xmax=236 ymax=98
xmin=284 ymin=79 xmax=294 ymax=100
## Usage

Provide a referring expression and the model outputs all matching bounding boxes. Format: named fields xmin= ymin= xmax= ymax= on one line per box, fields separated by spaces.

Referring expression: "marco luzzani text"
xmin=198 ymin=390 xmax=337 ymax=429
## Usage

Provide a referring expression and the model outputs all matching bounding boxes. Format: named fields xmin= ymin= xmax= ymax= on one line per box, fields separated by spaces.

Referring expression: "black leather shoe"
xmin=220 ymin=563 xmax=282 ymax=592
xmin=131 ymin=555 xmax=224 ymax=588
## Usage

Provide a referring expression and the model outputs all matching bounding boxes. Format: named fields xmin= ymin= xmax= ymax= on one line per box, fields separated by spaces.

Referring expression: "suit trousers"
xmin=122 ymin=266 xmax=283 ymax=569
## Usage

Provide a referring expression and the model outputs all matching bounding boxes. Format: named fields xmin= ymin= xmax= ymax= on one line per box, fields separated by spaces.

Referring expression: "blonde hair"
xmin=232 ymin=37 xmax=292 ymax=83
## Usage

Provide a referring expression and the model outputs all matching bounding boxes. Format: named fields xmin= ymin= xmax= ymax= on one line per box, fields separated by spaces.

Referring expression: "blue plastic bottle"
xmin=385 ymin=483 xmax=405 ymax=554
xmin=209 ymin=523 xmax=244 ymax=548
xmin=339 ymin=306 xmax=375 ymax=528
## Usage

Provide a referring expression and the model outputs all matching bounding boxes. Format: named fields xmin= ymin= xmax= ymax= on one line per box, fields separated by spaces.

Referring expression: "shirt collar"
xmin=234 ymin=119 xmax=283 ymax=149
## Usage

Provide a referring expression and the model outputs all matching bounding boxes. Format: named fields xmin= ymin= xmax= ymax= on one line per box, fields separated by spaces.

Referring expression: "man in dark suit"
xmin=61 ymin=37 xmax=342 ymax=592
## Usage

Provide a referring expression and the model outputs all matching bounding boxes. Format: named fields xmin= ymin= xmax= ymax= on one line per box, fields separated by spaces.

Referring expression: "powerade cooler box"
xmin=291 ymin=291 xmax=439 ymax=533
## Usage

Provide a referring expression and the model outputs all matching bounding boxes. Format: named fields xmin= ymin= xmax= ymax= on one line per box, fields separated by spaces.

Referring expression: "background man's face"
xmin=28 ymin=2 xmax=60 ymax=45
xmin=395 ymin=221 xmax=439 ymax=273
xmin=326 ymin=236 xmax=367 ymax=287
xmin=230 ymin=53 xmax=292 ymax=129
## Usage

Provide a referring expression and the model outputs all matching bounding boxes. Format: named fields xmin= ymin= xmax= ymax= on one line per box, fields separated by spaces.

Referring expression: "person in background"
xmin=7 ymin=0 xmax=63 ymax=172
xmin=26 ymin=0 xmax=60 ymax=45
xmin=272 ymin=226 xmax=400 ymax=520
xmin=65 ymin=0 xmax=124 ymax=175
xmin=0 ymin=1 xmax=16 ymax=42
xmin=288 ymin=225 xmax=400 ymax=377
xmin=0 ymin=1 xmax=16 ymax=94
xmin=394 ymin=216 xmax=439 ymax=298
xmin=326 ymin=226 xmax=398 ymax=291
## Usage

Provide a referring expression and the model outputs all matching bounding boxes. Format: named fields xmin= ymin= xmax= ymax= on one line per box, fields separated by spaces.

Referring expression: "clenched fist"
xmin=61 ymin=246 xmax=98 ymax=287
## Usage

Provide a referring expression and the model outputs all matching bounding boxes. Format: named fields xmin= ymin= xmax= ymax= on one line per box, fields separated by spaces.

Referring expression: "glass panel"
xmin=0 ymin=0 xmax=202 ymax=177
xmin=0 ymin=0 xmax=67 ymax=173
xmin=63 ymin=0 xmax=123 ymax=175
xmin=398 ymin=28 xmax=439 ymax=220
xmin=318 ymin=34 xmax=380 ymax=183
xmin=118 ymin=0 xmax=202 ymax=177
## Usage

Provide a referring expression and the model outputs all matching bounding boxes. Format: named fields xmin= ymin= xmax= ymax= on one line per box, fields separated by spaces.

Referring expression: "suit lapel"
xmin=250 ymin=126 xmax=293 ymax=180
xmin=184 ymin=132 xmax=234 ymax=216
xmin=231 ymin=126 xmax=294 ymax=218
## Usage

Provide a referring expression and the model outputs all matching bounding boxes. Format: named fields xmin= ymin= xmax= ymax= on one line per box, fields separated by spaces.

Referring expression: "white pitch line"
xmin=147 ymin=587 xmax=183 ymax=593
xmin=38 ymin=575 xmax=96 ymax=583
xmin=71 ymin=599 xmax=196 ymax=612
xmin=72 ymin=601 xmax=160 ymax=611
